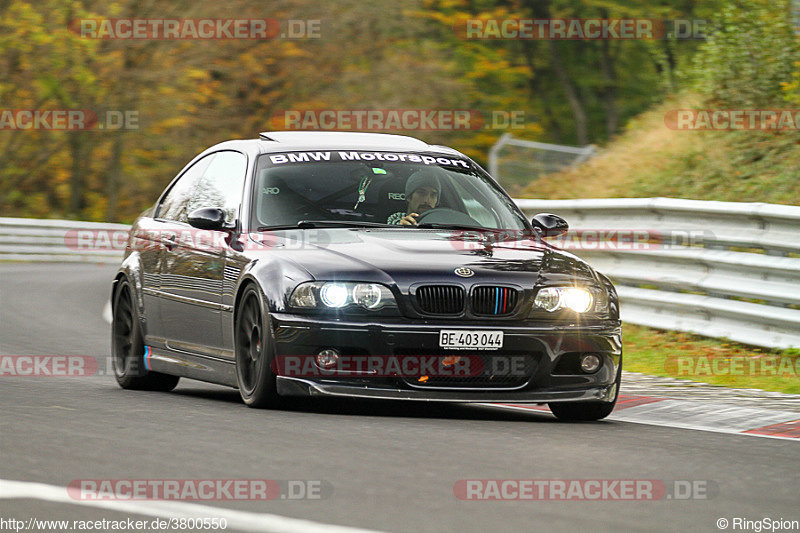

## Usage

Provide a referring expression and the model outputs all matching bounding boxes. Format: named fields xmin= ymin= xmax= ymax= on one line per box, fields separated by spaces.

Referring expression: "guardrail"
xmin=3 ymin=197 xmax=799 ymax=349
xmin=516 ymin=198 xmax=800 ymax=349
xmin=0 ymin=217 xmax=128 ymax=263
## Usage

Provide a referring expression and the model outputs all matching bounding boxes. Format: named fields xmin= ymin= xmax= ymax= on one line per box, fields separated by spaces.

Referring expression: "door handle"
xmin=161 ymin=233 xmax=177 ymax=251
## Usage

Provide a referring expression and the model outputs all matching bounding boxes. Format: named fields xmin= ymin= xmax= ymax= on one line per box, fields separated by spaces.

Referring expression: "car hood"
xmin=247 ymin=228 xmax=597 ymax=287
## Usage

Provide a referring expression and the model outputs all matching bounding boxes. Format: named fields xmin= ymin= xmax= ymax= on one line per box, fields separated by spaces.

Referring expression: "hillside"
xmin=519 ymin=94 xmax=800 ymax=205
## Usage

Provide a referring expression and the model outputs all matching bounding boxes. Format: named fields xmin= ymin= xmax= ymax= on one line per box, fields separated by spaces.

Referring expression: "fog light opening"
xmin=316 ymin=349 xmax=340 ymax=368
xmin=580 ymin=354 xmax=602 ymax=374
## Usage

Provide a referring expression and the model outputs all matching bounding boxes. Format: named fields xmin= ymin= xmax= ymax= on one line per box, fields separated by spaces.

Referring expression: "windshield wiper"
xmin=256 ymin=220 xmax=392 ymax=231
xmin=415 ymin=222 xmax=488 ymax=231
xmin=255 ymin=221 xmax=317 ymax=231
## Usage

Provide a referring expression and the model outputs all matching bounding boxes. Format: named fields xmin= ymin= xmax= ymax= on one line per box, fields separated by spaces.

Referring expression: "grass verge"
xmin=623 ymin=323 xmax=800 ymax=394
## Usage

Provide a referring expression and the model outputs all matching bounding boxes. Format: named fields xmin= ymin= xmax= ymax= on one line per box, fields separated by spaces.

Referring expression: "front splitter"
xmin=276 ymin=376 xmax=615 ymax=403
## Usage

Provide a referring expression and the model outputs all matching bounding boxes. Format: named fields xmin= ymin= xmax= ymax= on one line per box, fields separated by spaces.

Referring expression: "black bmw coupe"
xmin=112 ymin=131 xmax=622 ymax=420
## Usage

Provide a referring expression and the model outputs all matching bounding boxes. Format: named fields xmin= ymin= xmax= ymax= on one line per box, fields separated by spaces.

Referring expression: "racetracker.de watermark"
xmin=64 ymin=228 xmax=713 ymax=253
xmin=268 ymin=109 xmax=527 ymax=131
xmin=67 ymin=479 xmax=331 ymax=501
xmin=0 ymin=356 xmax=154 ymax=378
xmin=449 ymin=228 xmax=711 ymax=252
xmin=665 ymin=109 xmax=800 ymax=131
xmin=70 ymin=18 xmax=321 ymax=39
xmin=455 ymin=18 xmax=707 ymax=40
xmin=0 ymin=355 xmax=98 ymax=377
xmin=665 ymin=356 xmax=800 ymax=377
xmin=271 ymin=354 xmax=529 ymax=378
xmin=454 ymin=479 xmax=717 ymax=500
xmin=0 ymin=109 xmax=138 ymax=130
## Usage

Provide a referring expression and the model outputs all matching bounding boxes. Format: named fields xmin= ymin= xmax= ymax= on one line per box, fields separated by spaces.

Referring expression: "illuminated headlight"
xmin=534 ymin=287 xmax=595 ymax=313
xmin=562 ymin=288 xmax=593 ymax=313
xmin=289 ymin=282 xmax=396 ymax=311
xmin=320 ymin=283 xmax=349 ymax=308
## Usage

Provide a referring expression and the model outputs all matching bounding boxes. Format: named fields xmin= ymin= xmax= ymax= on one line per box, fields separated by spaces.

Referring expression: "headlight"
xmin=562 ymin=288 xmax=593 ymax=313
xmin=290 ymin=284 xmax=316 ymax=308
xmin=533 ymin=287 xmax=562 ymax=312
xmin=352 ymin=283 xmax=383 ymax=309
xmin=289 ymin=281 xmax=396 ymax=312
xmin=320 ymin=283 xmax=349 ymax=308
xmin=533 ymin=287 xmax=597 ymax=313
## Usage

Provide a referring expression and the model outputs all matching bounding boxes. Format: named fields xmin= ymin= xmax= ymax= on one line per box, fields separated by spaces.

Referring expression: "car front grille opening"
xmin=395 ymin=350 xmax=539 ymax=389
xmin=415 ymin=285 xmax=465 ymax=314
xmin=471 ymin=286 xmax=518 ymax=316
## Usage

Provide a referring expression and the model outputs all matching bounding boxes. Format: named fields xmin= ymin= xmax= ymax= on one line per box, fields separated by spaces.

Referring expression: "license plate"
xmin=439 ymin=330 xmax=503 ymax=350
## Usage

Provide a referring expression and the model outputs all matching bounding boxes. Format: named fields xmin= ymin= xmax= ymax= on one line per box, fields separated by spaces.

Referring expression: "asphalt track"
xmin=1 ymin=263 xmax=799 ymax=533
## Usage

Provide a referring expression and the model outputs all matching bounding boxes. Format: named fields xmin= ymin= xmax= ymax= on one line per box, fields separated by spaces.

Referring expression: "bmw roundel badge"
xmin=454 ymin=267 xmax=474 ymax=277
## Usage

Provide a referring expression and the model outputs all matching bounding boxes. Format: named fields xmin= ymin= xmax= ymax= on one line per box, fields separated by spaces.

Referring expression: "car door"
xmin=134 ymin=215 xmax=169 ymax=347
xmin=158 ymin=151 xmax=247 ymax=358
xmin=140 ymin=155 xmax=213 ymax=348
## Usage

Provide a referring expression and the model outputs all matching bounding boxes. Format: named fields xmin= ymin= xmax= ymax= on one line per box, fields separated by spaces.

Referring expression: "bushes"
xmin=690 ymin=0 xmax=799 ymax=107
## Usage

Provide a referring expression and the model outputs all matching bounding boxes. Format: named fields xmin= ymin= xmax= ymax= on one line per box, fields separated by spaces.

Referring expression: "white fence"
xmin=488 ymin=133 xmax=596 ymax=195
xmin=2 ymin=197 xmax=800 ymax=349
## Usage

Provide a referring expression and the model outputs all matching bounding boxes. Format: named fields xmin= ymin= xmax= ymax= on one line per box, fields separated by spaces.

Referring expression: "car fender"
xmin=113 ymin=253 xmax=143 ymax=306
xmin=232 ymin=255 xmax=314 ymax=322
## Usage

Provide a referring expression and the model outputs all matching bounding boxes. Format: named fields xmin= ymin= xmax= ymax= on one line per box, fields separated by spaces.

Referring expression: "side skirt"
xmin=145 ymin=345 xmax=238 ymax=388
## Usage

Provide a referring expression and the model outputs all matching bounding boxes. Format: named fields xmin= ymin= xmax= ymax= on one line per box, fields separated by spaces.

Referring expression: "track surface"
xmin=1 ymin=263 xmax=799 ymax=532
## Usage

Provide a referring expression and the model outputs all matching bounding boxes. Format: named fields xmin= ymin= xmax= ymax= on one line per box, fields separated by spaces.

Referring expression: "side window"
xmin=157 ymin=155 xmax=214 ymax=222
xmin=192 ymin=151 xmax=247 ymax=224
xmin=157 ymin=151 xmax=247 ymax=224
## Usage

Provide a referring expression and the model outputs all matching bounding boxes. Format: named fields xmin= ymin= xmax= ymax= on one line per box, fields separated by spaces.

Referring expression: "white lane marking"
xmin=604 ymin=416 xmax=800 ymax=442
xmin=102 ymin=300 xmax=112 ymax=324
xmin=0 ymin=479 xmax=383 ymax=533
xmin=486 ymin=403 xmax=800 ymax=442
xmin=610 ymin=400 xmax=798 ymax=432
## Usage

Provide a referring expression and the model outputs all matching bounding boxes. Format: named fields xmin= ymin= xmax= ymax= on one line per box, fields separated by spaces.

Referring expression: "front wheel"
xmin=234 ymin=284 xmax=281 ymax=408
xmin=112 ymin=279 xmax=180 ymax=391
xmin=548 ymin=357 xmax=622 ymax=421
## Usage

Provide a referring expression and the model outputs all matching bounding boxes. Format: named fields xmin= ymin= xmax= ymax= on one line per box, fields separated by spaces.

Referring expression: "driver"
xmin=387 ymin=168 xmax=441 ymax=225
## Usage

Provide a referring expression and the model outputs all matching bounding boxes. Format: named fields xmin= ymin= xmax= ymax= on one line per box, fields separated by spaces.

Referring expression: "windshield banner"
xmin=266 ymin=151 xmax=470 ymax=168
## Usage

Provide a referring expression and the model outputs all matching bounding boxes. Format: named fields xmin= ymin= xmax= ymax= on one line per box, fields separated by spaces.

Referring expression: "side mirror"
xmin=188 ymin=207 xmax=229 ymax=231
xmin=530 ymin=213 xmax=569 ymax=237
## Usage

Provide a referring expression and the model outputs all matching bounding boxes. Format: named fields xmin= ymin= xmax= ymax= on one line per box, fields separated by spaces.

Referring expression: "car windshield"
xmin=250 ymin=150 xmax=529 ymax=230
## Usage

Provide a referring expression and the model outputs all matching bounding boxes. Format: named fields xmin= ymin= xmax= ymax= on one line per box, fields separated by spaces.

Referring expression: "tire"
xmin=234 ymin=284 xmax=281 ymax=408
xmin=548 ymin=356 xmax=622 ymax=422
xmin=112 ymin=279 xmax=180 ymax=391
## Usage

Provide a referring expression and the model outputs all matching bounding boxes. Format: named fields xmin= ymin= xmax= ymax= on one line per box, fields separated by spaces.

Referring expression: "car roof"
xmin=209 ymin=131 xmax=466 ymax=158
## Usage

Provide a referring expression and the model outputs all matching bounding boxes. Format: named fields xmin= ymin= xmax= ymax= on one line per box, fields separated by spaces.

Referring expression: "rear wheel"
xmin=548 ymin=357 xmax=622 ymax=421
xmin=235 ymin=284 xmax=280 ymax=408
xmin=112 ymin=279 xmax=180 ymax=391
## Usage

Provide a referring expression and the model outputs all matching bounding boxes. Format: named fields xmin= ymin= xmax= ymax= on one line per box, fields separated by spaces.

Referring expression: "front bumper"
xmin=270 ymin=313 xmax=622 ymax=404
xmin=276 ymin=376 xmax=618 ymax=403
